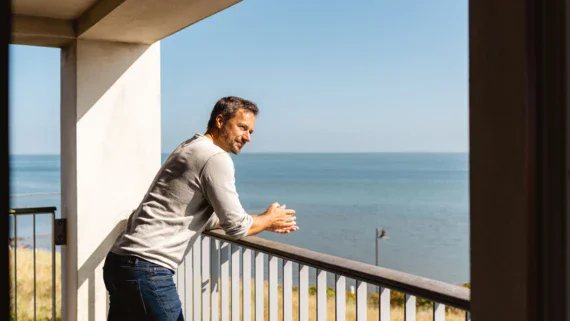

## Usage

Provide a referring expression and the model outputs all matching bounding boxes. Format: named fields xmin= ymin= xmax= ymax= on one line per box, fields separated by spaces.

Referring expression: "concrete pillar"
xmin=60 ymin=39 xmax=161 ymax=321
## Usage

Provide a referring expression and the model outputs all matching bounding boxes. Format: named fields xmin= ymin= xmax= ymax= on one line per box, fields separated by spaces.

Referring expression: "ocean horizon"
xmin=9 ymin=152 xmax=470 ymax=285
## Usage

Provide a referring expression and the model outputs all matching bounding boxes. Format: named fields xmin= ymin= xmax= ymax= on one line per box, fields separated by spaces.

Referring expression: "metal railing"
xmin=173 ymin=229 xmax=470 ymax=321
xmin=9 ymin=192 xmax=61 ymax=198
xmin=9 ymin=207 xmax=61 ymax=321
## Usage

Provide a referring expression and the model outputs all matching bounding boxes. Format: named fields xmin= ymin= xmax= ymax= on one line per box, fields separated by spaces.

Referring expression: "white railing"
xmin=175 ymin=229 xmax=470 ymax=321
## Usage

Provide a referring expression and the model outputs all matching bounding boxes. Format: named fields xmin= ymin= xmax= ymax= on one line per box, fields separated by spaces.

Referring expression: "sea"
xmin=9 ymin=153 xmax=470 ymax=285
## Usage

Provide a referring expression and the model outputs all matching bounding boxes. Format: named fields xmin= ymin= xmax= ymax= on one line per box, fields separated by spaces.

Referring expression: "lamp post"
xmin=375 ymin=227 xmax=388 ymax=266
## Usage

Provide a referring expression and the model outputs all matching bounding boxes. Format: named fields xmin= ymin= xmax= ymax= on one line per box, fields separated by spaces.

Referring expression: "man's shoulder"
xmin=179 ymin=134 xmax=230 ymax=168
xmin=200 ymin=152 xmax=235 ymax=182
xmin=176 ymin=134 xmax=219 ymax=155
xmin=204 ymin=151 xmax=233 ymax=168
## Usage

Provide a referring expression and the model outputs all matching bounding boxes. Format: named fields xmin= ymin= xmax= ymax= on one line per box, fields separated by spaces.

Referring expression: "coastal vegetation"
xmin=9 ymin=247 xmax=468 ymax=321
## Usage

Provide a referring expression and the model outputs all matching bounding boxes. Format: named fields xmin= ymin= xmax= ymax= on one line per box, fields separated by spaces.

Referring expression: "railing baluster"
xmin=243 ymin=248 xmax=252 ymax=321
xmin=269 ymin=255 xmax=278 ymax=321
xmin=405 ymin=294 xmax=416 ymax=321
xmin=178 ymin=256 xmax=186 ymax=316
xmin=255 ymin=251 xmax=264 ymax=321
xmin=193 ymin=239 xmax=202 ymax=321
xmin=317 ymin=269 xmax=327 ymax=321
xmin=33 ymin=214 xmax=37 ymax=321
xmin=211 ymin=239 xmax=220 ymax=321
xmin=51 ymin=212 xmax=56 ymax=321
xmin=433 ymin=302 xmax=445 ymax=321
xmin=299 ymin=264 xmax=309 ymax=321
xmin=201 ymin=230 xmax=471 ymax=321
xmin=356 ymin=280 xmax=367 ymax=321
xmin=184 ymin=247 xmax=193 ymax=319
xmin=174 ymin=264 xmax=178 ymax=286
xmin=202 ymin=237 xmax=211 ymax=321
xmin=335 ymin=275 xmax=346 ymax=321
xmin=283 ymin=260 xmax=293 ymax=321
xmin=14 ymin=214 xmax=18 ymax=321
xmin=379 ymin=287 xmax=390 ymax=321
xmin=221 ymin=242 xmax=230 ymax=321
xmin=231 ymin=245 xmax=240 ymax=321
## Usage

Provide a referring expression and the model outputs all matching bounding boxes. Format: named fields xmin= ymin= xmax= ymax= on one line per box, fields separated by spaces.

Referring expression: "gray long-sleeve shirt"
xmin=110 ymin=133 xmax=253 ymax=270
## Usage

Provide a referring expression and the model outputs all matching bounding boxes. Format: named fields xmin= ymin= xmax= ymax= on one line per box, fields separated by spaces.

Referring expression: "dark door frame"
xmin=470 ymin=0 xmax=568 ymax=320
xmin=3 ymin=2 xmax=11 ymax=320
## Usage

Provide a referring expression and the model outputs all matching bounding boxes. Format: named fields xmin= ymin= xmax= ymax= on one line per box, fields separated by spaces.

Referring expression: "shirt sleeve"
xmin=200 ymin=153 xmax=253 ymax=239
xmin=205 ymin=212 xmax=219 ymax=230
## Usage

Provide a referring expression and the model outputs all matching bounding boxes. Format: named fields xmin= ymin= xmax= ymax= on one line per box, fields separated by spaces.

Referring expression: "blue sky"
xmin=9 ymin=0 xmax=468 ymax=154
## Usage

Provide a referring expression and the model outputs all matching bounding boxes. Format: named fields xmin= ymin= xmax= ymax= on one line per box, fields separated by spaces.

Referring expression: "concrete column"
xmin=60 ymin=39 xmax=161 ymax=321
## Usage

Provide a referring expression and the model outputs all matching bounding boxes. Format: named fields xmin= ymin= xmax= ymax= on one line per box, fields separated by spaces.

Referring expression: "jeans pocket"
xmin=149 ymin=268 xmax=174 ymax=281
xmin=148 ymin=272 xmax=182 ymax=320
xmin=118 ymin=279 xmax=148 ymax=316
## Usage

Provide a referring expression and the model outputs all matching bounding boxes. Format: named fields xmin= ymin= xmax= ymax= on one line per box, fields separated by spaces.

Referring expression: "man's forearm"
xmin=210 ymin=203 xmax=296 ymax=237
xmin=246 ymin=214 xmax=270 ymax=236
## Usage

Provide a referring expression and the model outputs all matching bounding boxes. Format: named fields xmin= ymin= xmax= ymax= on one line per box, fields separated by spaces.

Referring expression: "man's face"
xmin=217 ymin=108 xmax=256 ymax=154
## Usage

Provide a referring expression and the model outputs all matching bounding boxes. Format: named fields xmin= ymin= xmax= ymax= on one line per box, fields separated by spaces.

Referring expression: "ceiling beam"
xmin=10 ymin=0 xmax=241 ymax=47
xmin=76 ymin=0 xmax=125 ymax=38
xmin=76 ymin=0 xmax=242 ymax=44
xmin=11 ymin=15 xmax=75 ymax=47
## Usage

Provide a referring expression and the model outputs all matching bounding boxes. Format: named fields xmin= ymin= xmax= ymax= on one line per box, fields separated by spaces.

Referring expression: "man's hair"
xmin=206 ymin=96 xmax=259 ymax=133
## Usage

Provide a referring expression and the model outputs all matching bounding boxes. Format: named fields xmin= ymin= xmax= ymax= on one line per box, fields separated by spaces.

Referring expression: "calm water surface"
xmin=9 ymin=153 xmax=469 ymax=284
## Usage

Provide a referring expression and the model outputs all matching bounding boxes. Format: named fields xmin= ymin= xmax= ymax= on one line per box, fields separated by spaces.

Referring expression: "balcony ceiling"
xmin=10 ymin=0 xmax=241 ymax=47
xmin=12 ymin=0 xmax=99 ymax=20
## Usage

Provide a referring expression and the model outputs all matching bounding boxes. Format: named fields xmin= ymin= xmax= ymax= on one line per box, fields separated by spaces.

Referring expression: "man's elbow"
xmin=205 ymin=220 xmax=221 ymax=231
xmin=222 ymin=225 xmax=250 ymax=239
xmin=220 ymin=218 xmax=253 ymax=239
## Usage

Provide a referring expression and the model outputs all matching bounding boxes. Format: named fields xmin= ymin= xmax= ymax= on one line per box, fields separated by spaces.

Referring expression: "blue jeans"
xmin=103 ymin=251 xmax=184 ymax=321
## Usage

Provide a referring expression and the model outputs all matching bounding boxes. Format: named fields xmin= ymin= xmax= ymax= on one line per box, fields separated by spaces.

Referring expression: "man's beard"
xmin=221 ymin=129 xmax=240 ymax=154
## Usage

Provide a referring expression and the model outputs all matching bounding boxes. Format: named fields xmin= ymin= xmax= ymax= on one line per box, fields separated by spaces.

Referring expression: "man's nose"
xmin=243 ymin=132 xmax=251 ymax=142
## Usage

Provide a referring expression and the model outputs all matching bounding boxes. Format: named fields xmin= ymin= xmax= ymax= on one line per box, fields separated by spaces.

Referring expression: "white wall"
xmin=61 ymin=39 xmax=161 ymax=321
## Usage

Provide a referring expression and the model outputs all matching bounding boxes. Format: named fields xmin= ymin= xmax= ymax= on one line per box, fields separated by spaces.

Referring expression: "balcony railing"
xmin=7 ymin=206 xmax=470 ymax=321
xmin=174 ymin=229 xmax=470 ymax=321
xmin=9 ymin=206 xmax=62 ymax=321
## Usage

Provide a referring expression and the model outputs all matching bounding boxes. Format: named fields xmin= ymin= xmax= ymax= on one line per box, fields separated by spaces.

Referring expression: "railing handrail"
xmin=9 ymin=207 xmax=57 ymax=215
xmin=204 ymin=229 xmax=470 ymax=310
xmin=9 ymin=192 xmax=61 ymax=198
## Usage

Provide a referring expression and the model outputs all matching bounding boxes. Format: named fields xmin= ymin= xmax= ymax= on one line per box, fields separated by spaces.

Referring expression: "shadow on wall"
xmin=76 ymin=219 xmax=126 ymax=321
xmin=70 ymin=41 xmax=151 ymax=122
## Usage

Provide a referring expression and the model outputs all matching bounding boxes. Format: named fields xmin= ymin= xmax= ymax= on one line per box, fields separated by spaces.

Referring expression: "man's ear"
xmin=215 ymin=114 xmax=225 ymax=129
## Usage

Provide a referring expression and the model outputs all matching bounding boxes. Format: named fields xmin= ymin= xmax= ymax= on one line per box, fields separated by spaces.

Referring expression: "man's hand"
xmin=265 ymin=203 xmax=299 ymax=234
xmin=246 ymin=202 xmax=298 ymax=236
xmin=263 ymin=203 xmax=296 ymax=229
xmin=266 ymin=225 xmax=299 ymax=234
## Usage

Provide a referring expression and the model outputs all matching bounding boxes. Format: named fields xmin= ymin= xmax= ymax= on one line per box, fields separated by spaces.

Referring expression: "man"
xmin=103 ymin=96 xmax=298 ymax=321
